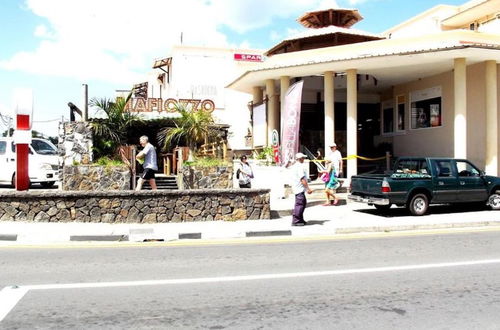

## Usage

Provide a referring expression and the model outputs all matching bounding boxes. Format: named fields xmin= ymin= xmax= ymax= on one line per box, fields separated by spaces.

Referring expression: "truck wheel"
xmin=374 ymin=204 xmax=392 ymax=211
xmin=488 ymin=193 xmax=500 ymax=210
xmin=408 ymin=193 xmax=428 ymax=216
xmin=40 ymin=181 xmax=55 ymax=188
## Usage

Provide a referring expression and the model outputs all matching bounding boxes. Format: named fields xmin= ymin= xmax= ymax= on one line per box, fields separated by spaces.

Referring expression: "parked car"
xmin=348 ymin=157 xmax=500 ymax=216
xmin=0 ymin=137 xmax=59 ymax=188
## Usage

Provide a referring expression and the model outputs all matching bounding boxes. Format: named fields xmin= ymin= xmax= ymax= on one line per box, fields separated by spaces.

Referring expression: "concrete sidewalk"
xmin=1 ymin=194 xmax=500 ymax=244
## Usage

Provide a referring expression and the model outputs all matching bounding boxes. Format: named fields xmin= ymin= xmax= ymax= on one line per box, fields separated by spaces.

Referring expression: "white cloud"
xmin=1 ymin=0 xmax=230 ymax=85
xmin=1 ymin=0 xmax=349 ymax=85
xmin=211 ymin=0 xmax=340 ymax=33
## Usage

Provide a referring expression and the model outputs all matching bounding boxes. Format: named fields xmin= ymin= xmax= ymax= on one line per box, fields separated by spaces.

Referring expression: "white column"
xmin=280 ymin=76 xmax=290 ymax=134
xmin=485 ymin=60 xmax=498 ymax=175
xmin=347 ymin=69 xmax=357 ymax=178
xmin=324 ymin=71 xmax=335 ymax=149
xmin=252 ymin=86 xmax=263 ymax=104
xmin=454 ymin=58 xmax=467 ymax=159
xmin=266 ymin=79 xmax=277 ymax=147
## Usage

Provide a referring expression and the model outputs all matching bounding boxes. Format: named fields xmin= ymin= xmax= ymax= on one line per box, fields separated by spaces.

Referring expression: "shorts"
xmin=141 ymin=168 xmax=156 ymax=180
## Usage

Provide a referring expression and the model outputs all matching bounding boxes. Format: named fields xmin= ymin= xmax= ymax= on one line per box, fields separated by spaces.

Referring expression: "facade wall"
xmin=391 ymin=70 xmax=455 ymax=158
xmin=140 ymin=46 xmax=262 ymax=152
xmin=386 ymin=6 xmax=458 ymax=38
xmin=388 ymin=61 xmax=497 ymax=171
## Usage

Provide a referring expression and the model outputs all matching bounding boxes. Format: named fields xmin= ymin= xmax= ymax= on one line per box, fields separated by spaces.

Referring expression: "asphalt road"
xmin=1 ymin=231 xmax=500 ymax=329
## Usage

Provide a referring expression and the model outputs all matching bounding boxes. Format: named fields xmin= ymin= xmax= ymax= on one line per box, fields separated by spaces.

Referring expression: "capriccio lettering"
xmin=125 ymin=98 xmax=215 ymax=113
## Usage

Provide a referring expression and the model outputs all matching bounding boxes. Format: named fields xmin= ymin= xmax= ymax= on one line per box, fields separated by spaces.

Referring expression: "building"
xmin=227 ymin=0 xmax=500 ymax=178
xmin=123 ymin=45 xmax=264 ymax=153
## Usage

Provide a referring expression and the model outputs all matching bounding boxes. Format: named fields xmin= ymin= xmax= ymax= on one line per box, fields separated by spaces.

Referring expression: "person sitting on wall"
xmin=135 ymin=135 xmax=158 ymax=191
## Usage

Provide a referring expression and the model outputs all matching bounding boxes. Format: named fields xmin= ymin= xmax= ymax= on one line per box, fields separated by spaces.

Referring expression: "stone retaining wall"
xmin=0 ymin=189 xmax=270 ymax=223
xmin=181 ymin=165 xmax=233 ymax=189
xmin=62 ymin=165 xmax=131 ymax=191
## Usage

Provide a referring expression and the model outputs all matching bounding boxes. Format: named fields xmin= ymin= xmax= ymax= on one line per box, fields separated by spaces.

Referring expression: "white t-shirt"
xmin=238 ymin=162 xmax=253 ymax=185
xmin=327 ymin=150 xmax=342 ymax=174
xmin=291 ymin=162 xmax=307 ymax=195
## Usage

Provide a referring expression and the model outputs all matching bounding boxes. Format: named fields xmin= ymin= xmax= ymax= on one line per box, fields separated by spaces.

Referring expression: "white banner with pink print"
xmin=280 ymin=80 xmax=304 ymax=167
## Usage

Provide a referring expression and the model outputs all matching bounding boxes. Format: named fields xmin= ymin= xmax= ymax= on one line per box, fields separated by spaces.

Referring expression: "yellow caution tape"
xmin=311 ymin=155 xmax=387 ymax=162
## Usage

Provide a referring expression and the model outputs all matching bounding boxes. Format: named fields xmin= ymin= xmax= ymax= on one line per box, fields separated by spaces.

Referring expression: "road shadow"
xmin=355 ymin=203 xmax=489 ymax=218
xmin=305 ymin=220 xmax=330 ymax=226
xmin=0 ymin=184 xmax=59 ymax=190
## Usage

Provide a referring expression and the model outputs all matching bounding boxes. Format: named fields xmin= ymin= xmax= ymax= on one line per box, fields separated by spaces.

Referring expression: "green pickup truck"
xmin=348 ymin=157 xmax=500 ymax=216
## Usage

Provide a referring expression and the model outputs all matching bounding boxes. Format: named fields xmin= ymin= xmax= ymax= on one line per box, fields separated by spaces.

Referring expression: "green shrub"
xmin=94 ymin=157 xmax=124 ymax=167
xmin=255 ymin=146 xmax=274 ymax=160
xmin=184 ymin=157 xmax=229 ymax=167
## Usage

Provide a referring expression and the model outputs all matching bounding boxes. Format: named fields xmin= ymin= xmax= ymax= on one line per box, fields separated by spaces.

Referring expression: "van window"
xmin=0 ymin=141 xmax=5 ymax=155
xmin=31 ymin=139 xmax=57 ymax=155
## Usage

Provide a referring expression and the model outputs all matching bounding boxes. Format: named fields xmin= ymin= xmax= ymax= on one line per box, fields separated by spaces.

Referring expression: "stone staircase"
xmin=136 ymin=174 xmax=178 ymax=190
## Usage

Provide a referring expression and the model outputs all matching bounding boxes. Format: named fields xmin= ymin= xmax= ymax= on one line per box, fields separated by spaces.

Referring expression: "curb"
xmin=69 ymin=235 xmax=129 ymax=242
xmin=0 ymin=234 xmax=17 ymax=241
xmin=334 ymin=221 xmax=500 ymax=234
xmin=3 ymin=221 xmax=500 ymax=243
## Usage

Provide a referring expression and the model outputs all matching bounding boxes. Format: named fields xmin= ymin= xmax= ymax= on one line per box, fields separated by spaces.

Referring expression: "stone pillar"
xmin=266 ymin=79 xmax=278 ymax=146
xmin=485 ymin=60 xmax=498 ymax=175
xmin=454 ymin=58 xmax=467 ymax=159
xmin=252 ymin=86 xmax=263 ymax=104
xmin=347 ymin=69 xmax=357 ymax=178
xmin=324 ymin=71 xmax=335 ymax=149
xmin=280 ymin=76 xmax=291 ymax=134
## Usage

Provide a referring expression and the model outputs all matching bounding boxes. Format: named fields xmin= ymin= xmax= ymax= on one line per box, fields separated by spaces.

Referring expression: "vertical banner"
xmin=252 ymin=103 xmax=267 ymax=147
xmin=280 ymin=80 xmax=304 ymax=166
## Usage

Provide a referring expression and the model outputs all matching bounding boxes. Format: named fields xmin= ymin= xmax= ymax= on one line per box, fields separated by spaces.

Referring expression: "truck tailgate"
xmin=351 ymin=174 xmax=389 ymax=196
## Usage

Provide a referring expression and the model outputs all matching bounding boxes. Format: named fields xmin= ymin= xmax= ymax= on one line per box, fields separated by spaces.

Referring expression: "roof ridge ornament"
xmin=297 ymin=8 xmax=363 ymax=29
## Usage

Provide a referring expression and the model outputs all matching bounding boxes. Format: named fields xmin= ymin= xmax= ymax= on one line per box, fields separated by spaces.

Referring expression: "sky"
xmin=0 ymin=0 xmax=467 ymax=136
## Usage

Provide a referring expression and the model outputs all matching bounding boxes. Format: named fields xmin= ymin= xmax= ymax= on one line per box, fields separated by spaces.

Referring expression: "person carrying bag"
xmin=237 ymin=155 xmax=254 ymax=188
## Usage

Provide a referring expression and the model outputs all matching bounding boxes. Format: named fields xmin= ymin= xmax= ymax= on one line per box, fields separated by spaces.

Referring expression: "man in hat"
xmin=291 ymin=152 xmax=312 ymax=226
xmin=326 ymin=142 xmax=343 ymax=177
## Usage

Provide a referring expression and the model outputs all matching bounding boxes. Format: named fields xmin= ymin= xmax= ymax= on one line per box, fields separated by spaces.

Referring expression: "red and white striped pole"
xmin=14 ymin=89 xmax=33 ymax=191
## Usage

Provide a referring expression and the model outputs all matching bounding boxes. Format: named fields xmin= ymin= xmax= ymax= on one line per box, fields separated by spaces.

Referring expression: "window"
xmin=31 ymin=139 xmax=57 ymax=155
xmin=397 ymin=95 xmax=405 ymax=131
xmin=456 ymin=161 xmax=481 ymax=177
xmin=410 ymin=87 xmax=442 ymax=129
xmin=433 ymin=160 xmax=453 ymax=177
xmin=395 ymin=159 xmax=429 ymax=174
xmin=382 ymin=100 xmax=394 ymax=134
xmin=0 ymin=141 xmax=5 ymax=155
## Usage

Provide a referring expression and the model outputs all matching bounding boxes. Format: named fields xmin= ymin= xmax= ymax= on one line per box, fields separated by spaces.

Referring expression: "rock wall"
xmin=0 ymin=189 xmax=271 ymax=223
xmin=182 ymin=165 xmax=233 ymax=189
xmin=62 ymin=165 xmax=131 ymax=191
xmin=58 ymin=122 xmax=93 ymax=166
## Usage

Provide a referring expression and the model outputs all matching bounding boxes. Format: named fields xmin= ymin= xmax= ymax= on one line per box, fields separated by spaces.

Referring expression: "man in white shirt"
xmin=135 ymin=135 xmax=158 ymax=191
xmin=291 ymin=152 xmax=312 ymax=226
xmin=326 ymin=142 xmax=343 ymax=177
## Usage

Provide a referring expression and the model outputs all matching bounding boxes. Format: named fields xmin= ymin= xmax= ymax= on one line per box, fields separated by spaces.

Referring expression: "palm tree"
xmin=90 ymin=94 xmax=143 ymax=159
xmin=157 ymin=103 xmax=218 ymax=154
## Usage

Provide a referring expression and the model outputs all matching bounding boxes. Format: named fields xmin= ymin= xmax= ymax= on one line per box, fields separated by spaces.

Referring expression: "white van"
xmin=0 ymin=137 xmax=60 ymax=188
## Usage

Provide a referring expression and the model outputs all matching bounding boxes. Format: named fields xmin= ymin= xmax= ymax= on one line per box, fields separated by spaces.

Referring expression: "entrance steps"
xmin=136 ymin=174 xmax=178 ymax=190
